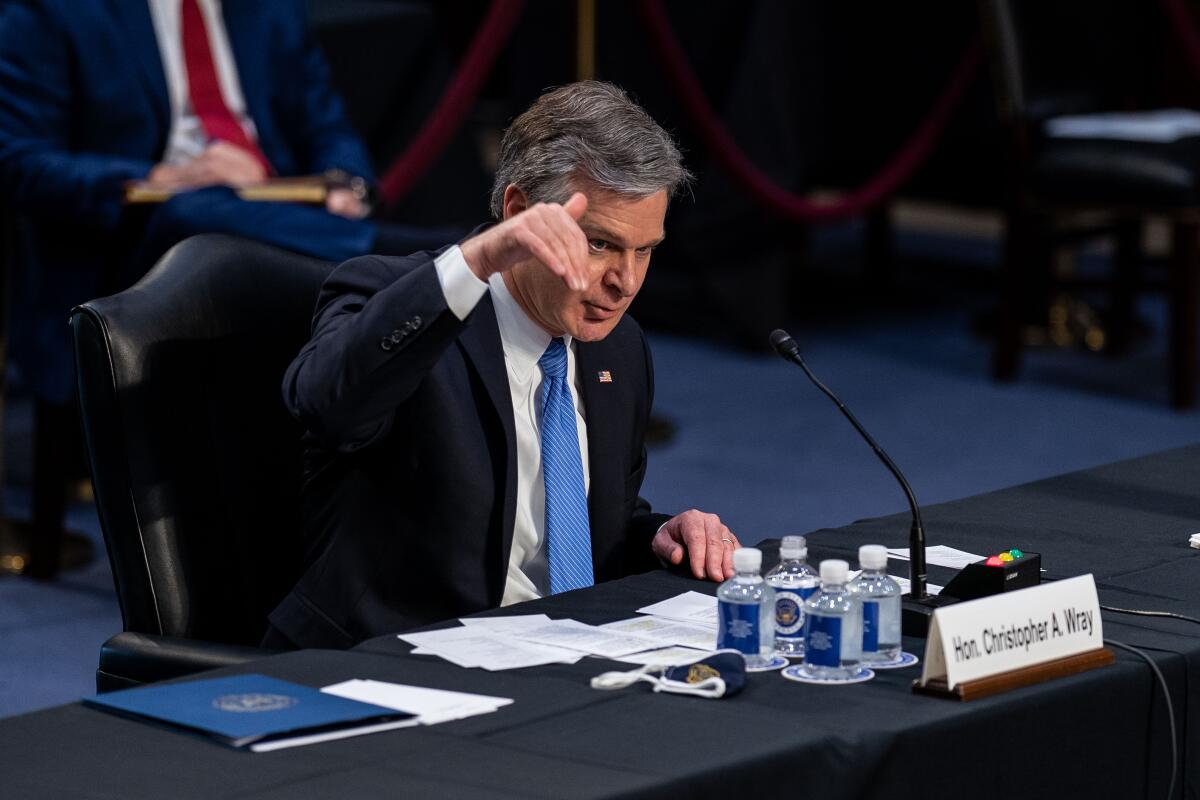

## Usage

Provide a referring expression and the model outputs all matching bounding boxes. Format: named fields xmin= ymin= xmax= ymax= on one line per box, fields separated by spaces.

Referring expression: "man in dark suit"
xmin=269 ymin=82 xmax=741 ymax=648
xmin=0 ymin=0 xmax=394 ymax=408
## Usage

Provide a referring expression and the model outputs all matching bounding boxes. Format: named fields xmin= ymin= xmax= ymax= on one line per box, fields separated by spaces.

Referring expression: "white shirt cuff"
xmin=434 ymin=245 xmax=488 ymax=321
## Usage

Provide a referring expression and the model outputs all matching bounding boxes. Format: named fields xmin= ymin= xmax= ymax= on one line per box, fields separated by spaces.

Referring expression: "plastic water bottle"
xmin=849 ymin=544 xmax=902 ymax=663
xmin=765 ymin=535 xmax=819 ymax=656
xmin=801 ymin=559 xmax=862 ymax=678
xmin=717 ymin=547 xmax=776 ymax=668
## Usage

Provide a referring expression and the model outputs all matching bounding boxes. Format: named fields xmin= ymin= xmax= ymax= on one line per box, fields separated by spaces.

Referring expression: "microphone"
xmin=769 ymin=329 xmax=928 ymax=601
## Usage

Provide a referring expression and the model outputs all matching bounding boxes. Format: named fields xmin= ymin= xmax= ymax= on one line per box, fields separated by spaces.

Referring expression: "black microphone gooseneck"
xmin=769 ymin=329 xmax=928 ymax=600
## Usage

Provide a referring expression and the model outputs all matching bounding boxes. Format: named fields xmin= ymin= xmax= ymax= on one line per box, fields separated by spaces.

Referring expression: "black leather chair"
xmin=980 ymin=0 xmax=1200 ymax=407
xmin=70 ymin=234 xmax=334 ymax=692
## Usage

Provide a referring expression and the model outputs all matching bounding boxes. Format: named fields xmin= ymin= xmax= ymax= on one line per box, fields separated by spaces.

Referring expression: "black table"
xmin=2 ymin=446 xmax=1198 ymax=799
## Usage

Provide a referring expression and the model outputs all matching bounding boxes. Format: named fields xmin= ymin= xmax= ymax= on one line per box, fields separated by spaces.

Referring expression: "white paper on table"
xmin=600 ymin=616 xmax=717 ymax=651
xmin=322 ymin=679 xmax=512 ymax=725
xmin=249 ymin=718 xmax=420 ymax=752
xmin=398 ymin=627 xmax=582 ymax=669
xmin=887 ymin=546 xmax=984 ymax=570
xmin=846 ymin=569 xmax=942 ymax=596
xmin=635 ymin=591 xmax=718 ymax=627
xmin=612 ymin=646 xmax=710 ymax=666
xmin=1045 ymin=109 xmax=1200 ymax=143
xmin=510 ymin=619 xmax=662 ymax=659
xmin=890 ymin=575 xmax=943 ymax=597
xmin=458 ymin=614 xmax=552 ymax=631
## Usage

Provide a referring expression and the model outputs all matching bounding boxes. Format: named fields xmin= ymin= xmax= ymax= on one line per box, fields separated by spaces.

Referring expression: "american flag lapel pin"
xmin=597 ymin=370 xmax=613 ymax=383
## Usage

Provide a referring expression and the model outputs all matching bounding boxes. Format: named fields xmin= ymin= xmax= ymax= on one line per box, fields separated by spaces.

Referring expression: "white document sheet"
xmin=458 ymin=614 xmax=552 ymax=631
xmin=600 ymin=616 xmax=717 ymax=651
xmin=399 ymin=627 xmax=583 ymax=670
xmin=510 ymin=619 xmax=662 ymax=659
xmin=613 ymin=646 xmax=710 ymax=666
xmin=886 ymin=545 xmax=984 ymax=570
xmin=321 ymin=679 xmax=512 ymax=725
xmin=635 ymin=591 xmax=718 ymax=627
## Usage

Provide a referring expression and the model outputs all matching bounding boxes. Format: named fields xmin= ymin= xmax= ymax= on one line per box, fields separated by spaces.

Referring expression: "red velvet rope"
xmin=634 ymin=0 xmax=983 ymax=222
xmin=378 ymin=0 xmax=526 ymax=207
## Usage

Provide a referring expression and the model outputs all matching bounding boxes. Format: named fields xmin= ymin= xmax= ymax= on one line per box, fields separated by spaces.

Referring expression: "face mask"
xmin=589 ymin=650 xmax=747 ymax=699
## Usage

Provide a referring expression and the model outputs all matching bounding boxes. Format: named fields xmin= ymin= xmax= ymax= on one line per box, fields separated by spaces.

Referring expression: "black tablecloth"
xmin=1 ymin=446 xmax=1198 ymax=799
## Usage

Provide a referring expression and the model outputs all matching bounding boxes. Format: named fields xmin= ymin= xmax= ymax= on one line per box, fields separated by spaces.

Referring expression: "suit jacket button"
xmin=411 ymin=315 xmax=422 ymax=329
xmin=380 ymin=337 xmax=394 ymax=351
xmin=390 ymin=330 xmax=403 ymax=343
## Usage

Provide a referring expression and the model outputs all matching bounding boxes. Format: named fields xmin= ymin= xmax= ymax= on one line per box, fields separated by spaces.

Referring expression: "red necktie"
xmin=179 ymin=0 xmax=272 ymax=174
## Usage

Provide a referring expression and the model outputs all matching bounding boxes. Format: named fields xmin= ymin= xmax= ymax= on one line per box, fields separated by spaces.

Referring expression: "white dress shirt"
xmin=434 ymin=246 xmax=590 ymax=604
xmin=146 ymin=0 xmax=259 ymax=164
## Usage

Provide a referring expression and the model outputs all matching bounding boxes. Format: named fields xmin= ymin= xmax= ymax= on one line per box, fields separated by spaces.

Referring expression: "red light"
xmin=985 ymin=556 xmax=1004 ymax=567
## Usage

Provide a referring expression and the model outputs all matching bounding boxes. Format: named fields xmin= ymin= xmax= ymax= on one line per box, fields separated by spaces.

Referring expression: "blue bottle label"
xmin=717 ymin=600 xmax=761 ymax=655
xmin=804 ymin=613 xmax=842 ymax=667
xmin=862 ymin=600 xmax=880 ymax=651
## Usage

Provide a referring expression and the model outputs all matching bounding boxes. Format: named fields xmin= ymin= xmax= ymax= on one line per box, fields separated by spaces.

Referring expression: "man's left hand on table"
xmin=651 ymin=509 xmax=741 ymax=582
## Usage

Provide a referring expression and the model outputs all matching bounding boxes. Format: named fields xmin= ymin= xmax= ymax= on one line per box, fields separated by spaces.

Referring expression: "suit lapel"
xmin=576 ymin=339 xmax=621 ymax=567
xmin=456 ymin=297 xmax=519 ymax=589
xmin=109 ymin=0 xmax=170 ymax=132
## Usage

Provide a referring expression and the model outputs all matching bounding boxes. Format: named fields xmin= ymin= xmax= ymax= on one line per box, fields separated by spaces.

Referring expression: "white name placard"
xmin=918 ymin=574 xmax=1103 ymax=690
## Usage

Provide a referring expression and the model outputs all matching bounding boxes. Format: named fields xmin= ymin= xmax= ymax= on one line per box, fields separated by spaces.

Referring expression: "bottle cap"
xmin=858 ymin=544 xmax=888 ymax=570
xmin=779 ymin=535 xmax=807 ymax=559
xmin=733 ymin=547 xmax=762 ymax=573
xmin=819 ymin=559 xmax=849 ymax=584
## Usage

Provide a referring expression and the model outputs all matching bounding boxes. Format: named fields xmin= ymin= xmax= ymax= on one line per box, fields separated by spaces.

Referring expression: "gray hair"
xmin=489 ymin=81 xmax=692 ymax=219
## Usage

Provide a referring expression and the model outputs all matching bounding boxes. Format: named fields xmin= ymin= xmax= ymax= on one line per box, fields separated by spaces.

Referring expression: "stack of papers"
xmin=322 ymin=679 xmax=512 ymax=725
xmin=634 ymin=591 xmax=719 ymax=626
xmin=400 ymin=603 xmax=724 ymax=671
xmin=601 ymin=615 xmax=716 ymax=650
xmin=255 ymin=678 xmax=517 ymax=752
xmin=400 ymin=615 xmax=586 ymax=670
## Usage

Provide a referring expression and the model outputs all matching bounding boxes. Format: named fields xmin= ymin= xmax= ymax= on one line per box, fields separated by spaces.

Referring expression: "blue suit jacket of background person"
xmin=0 ymin=0 xmax=375 ymax=404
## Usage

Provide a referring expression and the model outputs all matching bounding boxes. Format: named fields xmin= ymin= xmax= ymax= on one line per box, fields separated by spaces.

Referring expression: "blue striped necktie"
xmin=538 ymin=337 xmax=594 ymax=594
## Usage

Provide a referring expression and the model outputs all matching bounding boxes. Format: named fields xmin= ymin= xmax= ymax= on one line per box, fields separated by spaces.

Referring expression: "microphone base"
xmin=901 ymin=593 xmax=961 ymax=638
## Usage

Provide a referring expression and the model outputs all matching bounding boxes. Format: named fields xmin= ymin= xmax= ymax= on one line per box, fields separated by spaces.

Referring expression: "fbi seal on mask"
xmin=213 ymin=693 xmax=297 ymax=713
xmin=686 ymin=663 xmax=721 ymax=684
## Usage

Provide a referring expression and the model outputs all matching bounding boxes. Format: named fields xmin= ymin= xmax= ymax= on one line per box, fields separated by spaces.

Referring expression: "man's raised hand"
xmin=460 ymin=192 xmax=590 ymax=291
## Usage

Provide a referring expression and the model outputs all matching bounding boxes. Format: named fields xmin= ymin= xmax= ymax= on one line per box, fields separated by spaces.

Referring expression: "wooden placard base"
xmin=912 ymin=647 xmax=1115 ymax=701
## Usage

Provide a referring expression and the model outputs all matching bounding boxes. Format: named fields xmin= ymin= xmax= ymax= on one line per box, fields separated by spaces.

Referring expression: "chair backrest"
xmin=71 ymin=234 xmax=333 ymax=645
xmin=979 ymin=0 xmax=1157 ymax=125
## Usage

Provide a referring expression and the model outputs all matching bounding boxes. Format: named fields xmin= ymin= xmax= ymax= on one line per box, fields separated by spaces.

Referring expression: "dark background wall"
xmin=308 ymin=0 xmax=1193 ymax=343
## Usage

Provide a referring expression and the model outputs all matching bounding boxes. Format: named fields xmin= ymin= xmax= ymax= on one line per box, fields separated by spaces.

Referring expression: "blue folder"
xmin=84 ymin=673 xmax=411 ymax=749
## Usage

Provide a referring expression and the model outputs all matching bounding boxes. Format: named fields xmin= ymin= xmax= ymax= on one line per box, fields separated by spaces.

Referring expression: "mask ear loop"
xmin=590 ymin=665 xmax=729 ymax=698
xmin=590 ymin=664 xmax=665 ymax=691
xmin=652 ymin=676 xmax=727 ymax=698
